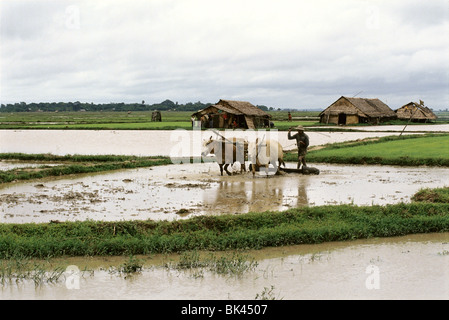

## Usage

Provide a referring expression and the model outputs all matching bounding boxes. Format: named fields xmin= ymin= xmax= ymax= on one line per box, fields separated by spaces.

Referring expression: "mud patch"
xmin=0 ymin=162 xmax=448 ymax=224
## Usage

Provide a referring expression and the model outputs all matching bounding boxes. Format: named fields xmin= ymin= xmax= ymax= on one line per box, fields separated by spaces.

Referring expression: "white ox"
xmin=248 ymin=138 xmax=285 ymax=176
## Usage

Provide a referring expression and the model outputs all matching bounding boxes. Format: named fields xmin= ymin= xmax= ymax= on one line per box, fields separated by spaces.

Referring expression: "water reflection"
xmin=203 ymin=170 xmax=311 ymax=214
xmin=0 ymin=162 xmax=448 ymax=224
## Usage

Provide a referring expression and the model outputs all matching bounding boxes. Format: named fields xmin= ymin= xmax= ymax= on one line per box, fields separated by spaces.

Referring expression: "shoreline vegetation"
xmin=287 ymin=133 xmax=449 ymax=167
xmin=0 ymin=133 xmax=448 ymax=259
xmin=0 ymin=110 xmax=448 ymax=131
xmin=1 ymin=133 xmax=448 ymax=184
xmin=1 ymin=201 xmax=448 ymax=259
xmin=0 ymin=155 xmax=172 ymax=184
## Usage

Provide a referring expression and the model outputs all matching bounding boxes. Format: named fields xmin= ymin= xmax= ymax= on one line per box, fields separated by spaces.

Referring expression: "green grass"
xmin=1 ymin=133 xmax=448 ymax=259
xmin=0 ymin=111 xmax=193 ymax=130
xmin=2 ymin=110 xmax=447 ymax=130
xmin=272 ymin=121 xmax=320 ymax=130
xmin=0 ymin=153 xmax=172 ymax=184
xmin=1 ymin=121 xmax=194 ymax=130
xmin=0 ymin=111 xmax=192 ymax=123
xmin=1 ymin=134 xmax=448 ymax=185
xmin=0 ymin=110 xmax=321 ymax=130
xmin=164 ymin=250 xmax=258 ymax=277
xmin=412 ymin=187 xmax=449 ymax=203
xmin=287 ymin=134 xmax=449 ymax=166
xmin=0 ymin=200 xmax=448 ymax=259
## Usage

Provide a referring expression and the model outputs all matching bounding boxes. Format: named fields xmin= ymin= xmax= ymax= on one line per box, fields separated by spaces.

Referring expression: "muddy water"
xmin=0 ymin=129 xmax=425 ymax=156
xmin=1 ymin=232 xmax=448 ymax=300
xmin=340 ymin=124 xmax=449 ymax=132
xmin=1 ymin=162 xmax=448 ymax=224
xmin=0 ymin=160 xmax=60 ymax=171
xmin=1 ymin=127 xmax=448 ymax=300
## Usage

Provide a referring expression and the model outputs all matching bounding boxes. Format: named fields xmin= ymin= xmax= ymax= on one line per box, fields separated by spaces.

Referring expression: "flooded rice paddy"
xmin=1 ymin=127 xmax=448 ymax=299
xmin=0 ymin=128 xmax=431 ymax=156
xmin=1 ymin=232 xmax=448 ymax=300
xmin=0 ymin=162 xmax=448 ymax=224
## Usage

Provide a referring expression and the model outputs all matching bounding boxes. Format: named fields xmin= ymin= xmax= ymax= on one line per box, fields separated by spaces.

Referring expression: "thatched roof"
xmin=320 ymin=96 xmax=396 ymax=118
xmin=192 ymin=99 xmax=270 ymax=117
xmin=396 ymin=102 xmax=437 ymax=120
xmin=216 ymin=100 xmax=269 ymax=117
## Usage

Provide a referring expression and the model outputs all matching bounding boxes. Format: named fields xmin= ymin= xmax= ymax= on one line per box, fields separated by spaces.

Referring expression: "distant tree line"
xmin=0 ymin=99 xmax=271 ymax=113
xmin=0 ymin=100 xmax=270 ymax=113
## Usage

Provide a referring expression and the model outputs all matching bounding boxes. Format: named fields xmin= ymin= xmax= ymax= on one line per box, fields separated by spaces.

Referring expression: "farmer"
xmin=207 ymin=112 xmax=214 ymax=128
xmin=288 ymin=125 xmax=309 ymax=169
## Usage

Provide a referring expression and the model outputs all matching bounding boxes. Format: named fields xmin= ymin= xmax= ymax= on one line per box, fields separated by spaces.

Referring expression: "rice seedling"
xmin=108 ymin=255 xmax=144 ymax=277
xmin=0 ymin=257 xmax=65 ymax=287
xmin=164 ymin=251 xmax=258 ymax=278
xmin=255 ymin=285 xmax=283 ymax=300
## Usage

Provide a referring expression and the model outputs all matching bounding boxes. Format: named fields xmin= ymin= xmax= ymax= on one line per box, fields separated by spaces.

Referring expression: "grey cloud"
xmin=392 ymin=0 xmax=449 ymax=27
xmin=0 ymin=0 xmax=68 ymax=39
xmin=1 ymin=0 xmax=448 ymax=110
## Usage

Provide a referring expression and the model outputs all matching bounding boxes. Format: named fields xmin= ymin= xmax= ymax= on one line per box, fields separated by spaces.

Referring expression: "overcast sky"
xmin=1 ymin=0 xmax=448 ymax=109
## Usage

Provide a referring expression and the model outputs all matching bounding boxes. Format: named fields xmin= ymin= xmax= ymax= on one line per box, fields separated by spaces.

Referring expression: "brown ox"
xmin=201 ymin=137 xmax=247 ymax=176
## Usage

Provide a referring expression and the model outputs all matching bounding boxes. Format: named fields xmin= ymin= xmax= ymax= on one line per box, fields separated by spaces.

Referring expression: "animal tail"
xmin=280 ymin=159 xmax=286 ymax=167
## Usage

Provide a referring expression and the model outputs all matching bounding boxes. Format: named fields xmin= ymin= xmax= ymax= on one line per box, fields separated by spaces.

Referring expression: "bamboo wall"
xmin=320 ymin=100 xmax=360 ymax=125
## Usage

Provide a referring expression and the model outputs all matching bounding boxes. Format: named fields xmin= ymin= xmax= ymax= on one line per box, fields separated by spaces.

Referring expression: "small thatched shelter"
xmin=395 ymin=101 xmax=437 ymax=122
xmin=320 ymin=96 xmax=397 ymax=125
xmin=151 ymin=110 xmax=161 ymax=122
xmin=192 ymin=99 xmax=271 ymax=129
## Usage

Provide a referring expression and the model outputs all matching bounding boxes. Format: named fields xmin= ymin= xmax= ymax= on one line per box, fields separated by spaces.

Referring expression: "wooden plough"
xmin=279 ymin=166 xmax=320 ymax=175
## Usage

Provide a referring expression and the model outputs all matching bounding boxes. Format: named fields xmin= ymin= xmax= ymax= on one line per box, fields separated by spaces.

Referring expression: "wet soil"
xmin=1 ymin=162 xmax=448 ymax=224
xmin=1 ymin=127 xmax=448 ymax=300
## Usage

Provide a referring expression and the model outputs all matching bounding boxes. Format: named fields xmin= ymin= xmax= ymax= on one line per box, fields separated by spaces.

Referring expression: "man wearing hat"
xmin=288 ymin=125 xmax=309 ymax=169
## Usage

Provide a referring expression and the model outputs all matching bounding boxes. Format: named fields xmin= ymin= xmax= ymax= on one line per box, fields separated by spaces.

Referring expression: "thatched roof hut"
xmin=395 ymin=102 xmax=437 ymax=122
xmin=319 ymin=96 xmax=397 ymax=125
xmin=192 ymin=99 xmax=271 ymax=129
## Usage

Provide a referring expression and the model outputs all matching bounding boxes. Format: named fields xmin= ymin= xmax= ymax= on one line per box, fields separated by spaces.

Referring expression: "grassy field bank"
xmin=2 ymin=134 xmax=448 ymax=185
xmin=0 ymin=200 xmax=448 ymax=259
xmin=286 ymin=134 xmax=449 ymax=166
xmin=1 ymin=133 xmax=448 ymax=259
xmin=0 ymin=154 xmax=171 ymax=184
xmin=0 ymin=110 xmax=320 ymax=130
xmin=1 ymin=110 xmax=448 ymax=130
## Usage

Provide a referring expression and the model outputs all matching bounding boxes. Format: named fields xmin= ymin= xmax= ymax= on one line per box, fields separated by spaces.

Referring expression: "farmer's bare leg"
xmin=297 ymin=156 xmax=304 ymax=169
